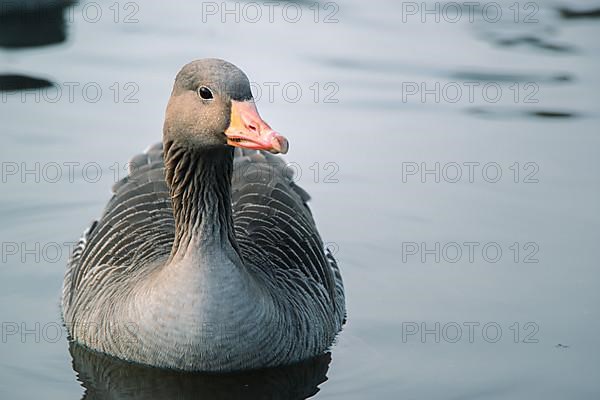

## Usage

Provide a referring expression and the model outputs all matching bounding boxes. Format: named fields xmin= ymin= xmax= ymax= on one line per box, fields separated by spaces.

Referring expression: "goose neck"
xmin=164 ymin=141 xmax=239 ymax=261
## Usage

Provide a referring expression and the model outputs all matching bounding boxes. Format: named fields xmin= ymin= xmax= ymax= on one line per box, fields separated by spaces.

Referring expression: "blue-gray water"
xmin=1 ymin=0 xmax=599 ymax=398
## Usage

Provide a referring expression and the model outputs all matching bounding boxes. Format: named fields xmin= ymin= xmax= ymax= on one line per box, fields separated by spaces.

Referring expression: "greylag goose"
xmin=61 ymin=59 xmax=345 ymax=372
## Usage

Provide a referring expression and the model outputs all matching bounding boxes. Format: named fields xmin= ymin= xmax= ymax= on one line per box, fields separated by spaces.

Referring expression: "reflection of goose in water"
xmin=69 ymin=342 xmax=332 ymax=400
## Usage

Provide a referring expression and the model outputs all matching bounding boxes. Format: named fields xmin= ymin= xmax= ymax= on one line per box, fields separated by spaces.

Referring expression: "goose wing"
xmin=62 ymin=143 xmax=174 ymax=312
xmin=231 ymin=149 xmax=344 ymax=315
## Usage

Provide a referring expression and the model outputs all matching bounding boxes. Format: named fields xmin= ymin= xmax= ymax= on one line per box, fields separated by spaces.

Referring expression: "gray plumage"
xmin=62 ymin=59 xmax=345 ymax=372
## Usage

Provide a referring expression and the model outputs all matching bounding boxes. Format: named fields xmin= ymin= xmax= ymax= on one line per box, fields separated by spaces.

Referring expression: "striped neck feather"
xmin=163 ymin=141 xmax=240 ymax=262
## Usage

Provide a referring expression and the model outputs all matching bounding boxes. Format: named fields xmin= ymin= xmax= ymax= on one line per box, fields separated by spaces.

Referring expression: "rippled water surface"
xmin=1 ymin=0 xmax=599 ymax=398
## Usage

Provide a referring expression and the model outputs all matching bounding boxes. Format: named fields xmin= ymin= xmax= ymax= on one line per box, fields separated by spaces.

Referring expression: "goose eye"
xmin=197 ymin=86 xmax=214 ymax=100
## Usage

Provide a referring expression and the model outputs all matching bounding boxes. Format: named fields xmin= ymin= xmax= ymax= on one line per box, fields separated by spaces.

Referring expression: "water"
xmin=1 ymin=0 xmax=599 ymax=398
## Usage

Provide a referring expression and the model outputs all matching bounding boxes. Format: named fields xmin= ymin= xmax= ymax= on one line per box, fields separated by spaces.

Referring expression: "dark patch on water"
xmin=558 ymin=7 xmax=600 ymax=19
xmin=0 ymin=74 xmax=53 ymax=91
xmin=467 ymin=107 xmax=578 ymax=119
xmin=529 ymin=110 xmax=576 ymax=119
xmin=494 ymin=36 xmax=574 ymax=53
xmin=451 ymin=71 xmax=573 ymax=84
xmin=0 ymin=2 xmax=74 ymax=48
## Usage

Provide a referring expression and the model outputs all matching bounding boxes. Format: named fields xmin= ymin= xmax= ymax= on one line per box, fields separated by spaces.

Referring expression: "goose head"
xmin=163 ymin=58 xmax=288 ymax=154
